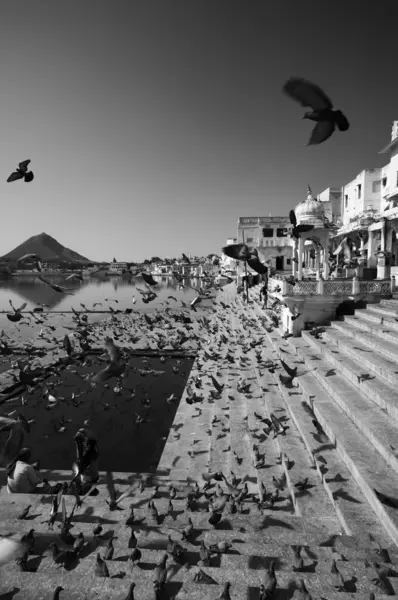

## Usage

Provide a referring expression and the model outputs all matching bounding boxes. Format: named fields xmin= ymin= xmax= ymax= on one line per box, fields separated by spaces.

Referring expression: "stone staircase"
xmin=1 ymin=286 xmax=398 ymax=598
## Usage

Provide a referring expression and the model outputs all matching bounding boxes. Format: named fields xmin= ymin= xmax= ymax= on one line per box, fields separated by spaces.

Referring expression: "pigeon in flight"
xmin=282 ymin=77 xmax=349 ymax=145
xmin=7 ymin=160 xmax=34 ymax=183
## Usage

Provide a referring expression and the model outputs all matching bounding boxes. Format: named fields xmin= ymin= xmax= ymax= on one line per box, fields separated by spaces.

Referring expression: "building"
xmin=316 ymin=187 xmax=342 ymax=225
xmin=109 ymin=262 xmax=128 ymax=274
xmin=341 ymin=169 xmax=382 ymax=227
xmin=237 ymin=216 xmax=293 ymax=272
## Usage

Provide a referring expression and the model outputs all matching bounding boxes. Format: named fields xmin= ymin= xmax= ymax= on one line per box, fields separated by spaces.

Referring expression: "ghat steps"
xmin=1 ymin=285 xmax=398 ymax=598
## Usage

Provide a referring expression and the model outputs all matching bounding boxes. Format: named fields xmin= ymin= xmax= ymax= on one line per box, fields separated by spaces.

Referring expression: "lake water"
xmin=0 ymin=274 xmax=212 ymax=474
xmin=0 ymin=274 xmax=211 ymax=339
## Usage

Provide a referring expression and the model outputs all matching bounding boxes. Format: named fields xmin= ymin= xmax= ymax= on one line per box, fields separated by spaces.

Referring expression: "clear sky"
xmin=1 ymin=0 xmax=397 ymax=263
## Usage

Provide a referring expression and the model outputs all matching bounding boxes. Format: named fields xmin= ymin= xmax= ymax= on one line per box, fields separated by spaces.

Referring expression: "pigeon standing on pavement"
xmin=282 ymin=77 xmax=349 ymax=145
xmin=7 ymin=159 xmax=34 ymax=183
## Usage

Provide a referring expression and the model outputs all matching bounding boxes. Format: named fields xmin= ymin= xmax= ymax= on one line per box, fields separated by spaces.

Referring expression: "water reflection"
xmin=0 ymin=274 xmax=210 ymax=313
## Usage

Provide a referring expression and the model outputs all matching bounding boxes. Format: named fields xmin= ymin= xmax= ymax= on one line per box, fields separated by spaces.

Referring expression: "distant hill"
xmin=1 ymin=232 xmax=92 ymax=263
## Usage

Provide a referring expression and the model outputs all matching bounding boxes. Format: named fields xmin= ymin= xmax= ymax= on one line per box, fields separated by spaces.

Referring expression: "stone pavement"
xmin=1 ymin=283 xmax=398 ymax=598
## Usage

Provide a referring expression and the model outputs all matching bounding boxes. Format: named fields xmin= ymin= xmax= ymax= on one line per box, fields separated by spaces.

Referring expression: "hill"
xmin=1 ymin=232 xmax=92 ymax=263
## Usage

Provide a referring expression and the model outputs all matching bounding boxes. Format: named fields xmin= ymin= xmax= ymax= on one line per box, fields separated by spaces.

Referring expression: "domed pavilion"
xmin=292 ymin=185 xmax=331 ymax=280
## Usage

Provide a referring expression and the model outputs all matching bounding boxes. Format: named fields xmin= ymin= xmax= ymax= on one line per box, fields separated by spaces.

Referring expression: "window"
xmin=262 ymin=228 xmax=273 ymax=237
xmin=357 ymin=184 xmax=362 ymax=199
xmin=345 ymin=195 xmax=348 ymax=208
xmin=276 ymin=228 xmax=288 ymax=237
xmin=246 ymin=237 xmax=253 ymax=243
xmin=382 ymin=177 xmax=387 ymax=186
xmin=286 ymin=258 xmax=291 ymax=265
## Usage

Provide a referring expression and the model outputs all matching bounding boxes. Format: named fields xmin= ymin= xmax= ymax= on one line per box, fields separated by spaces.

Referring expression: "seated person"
xmin=7 ymin=447 xmax=43 ymax=494
xmin=0 ymin=414 xmax=30 ymax=468
xmin=72 ymin=429 xmax=99 ymax=494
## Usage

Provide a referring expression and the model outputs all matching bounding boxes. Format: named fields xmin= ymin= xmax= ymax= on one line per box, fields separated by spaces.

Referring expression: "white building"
xmin=317 ymin=187 xmax=342 ymax=225
xmin=109 ymin=262 xmax=128 ymax=274
xmin=380 ymin=120 xmax=398 ymax=213
xmin=237 ymin=216 xmax=293 ymax=271
xmin=341 ymin=169 xmax=382 ymax=227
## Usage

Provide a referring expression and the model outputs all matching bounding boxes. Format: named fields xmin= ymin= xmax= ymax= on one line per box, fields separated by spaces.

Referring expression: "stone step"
xmin=321 ymin=326 xmax=398 ymax=387
xmin=231 ymin=311 xmax=341 ymax=524
xmin=278 ymin=347 xmax=398 ymax=547
xmin=244 ymin=302 xmax=398 ymax=547
xmin=380 ymin=298 xmax=398 ymax=309
xmin=285 ymin=338 xmax=398 ymax=477
xmin=349 ymin=307 xmax=398 ymax=334
xmin=301 ymin=329 xmax=398 ymax=424
xmin=343 ymin=313 xmax=398 ymax=347
xmin=332 ymin=319 xmax=398 ymax=362
xmin=1 ymin=568 xmax=397 ymax=600
xmin=3 ymin=510 xmax=384 ymax=559
xmin=365 ymin=303 xmax=398 ymax=321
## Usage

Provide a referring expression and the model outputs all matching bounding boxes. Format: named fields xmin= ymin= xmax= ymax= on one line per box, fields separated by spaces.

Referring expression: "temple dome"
xmin=294 ymin=185 xmax=326 ymax=228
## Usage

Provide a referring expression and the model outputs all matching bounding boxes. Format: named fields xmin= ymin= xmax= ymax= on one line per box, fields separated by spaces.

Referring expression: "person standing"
xmin=259 ymin=281 xmax=268 ymax=309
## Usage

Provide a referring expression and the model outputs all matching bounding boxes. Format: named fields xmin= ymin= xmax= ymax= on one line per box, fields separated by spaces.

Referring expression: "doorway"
xmin=275 ymin=256 xmax=284 ymax=271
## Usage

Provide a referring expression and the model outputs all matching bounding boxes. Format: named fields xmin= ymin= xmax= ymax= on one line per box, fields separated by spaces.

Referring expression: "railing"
xmin=269 ymin=275 xmax=395 ymax=297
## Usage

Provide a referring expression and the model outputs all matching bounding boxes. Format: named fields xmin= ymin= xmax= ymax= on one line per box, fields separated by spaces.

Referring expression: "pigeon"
xmin=282 ymin=77 xmax=349 ymax=145
xmin=289 ymin=206 xmax=314 ymax=240
xmin=141 ymin=272 xmax=158 ymax=286
xmin=6 ymin=300 xmax=27 ymax=323
xmin=7 ymin=159 xmax=34 ymax=183
xmin=38 ymin=276 xmax=75 ymax=295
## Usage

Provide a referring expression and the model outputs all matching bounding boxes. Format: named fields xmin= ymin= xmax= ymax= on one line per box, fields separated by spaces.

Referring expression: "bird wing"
xmin=18 ymin=160 xmax=31 ymax=171
xmin=295 ymin=224 xmax=314 ymax=234
xmin=115 ymin=483 xmax=135 ymax=505
xmin=142 ymin=272 xmax=157 ymax=286
xmin=280 ymin=359 xmax=297 ymax=379
xmin=7 ymin=171 xmax=24 ymax=183
xmin=289 ymin=210 xmax=297 ymax=227
xmin=24 ymin=172 xmax=34 ymax=182
xmin=182 ymin=253 xmax=190 ymax=263
xmin=221 ymin=243 xmax=250 ymax=261
xmin=17 ymin=254 xmax=38 ymax=262
xmin=38 ymin=276 xmax=52 ymax=286
xmin=106 ymin=471 xmax=117 ymax=502
xmin=282 ymin=77 xmax=333 ymax=110
xmin=104 ymin=338 xmax=118 ymax=362
xmin=17 ymin=303 xmax=27 ymax=313
xmin=308 ymin=120 xmax=335 ymax=146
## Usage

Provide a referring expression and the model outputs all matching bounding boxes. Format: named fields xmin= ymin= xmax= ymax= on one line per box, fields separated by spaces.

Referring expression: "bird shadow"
xmin=332 ymin=489 xmax=362 ymax=504
xmin=25 ymin=555 xmax=43 ymax=572
xmin=343 ymin=576 xmax=357 ymax=593
xmin=258 ymin=516 xmax=295 ymax=530
xmin=0 ymin=588 xmax=21 ymax=600
xmin=164 ymin=581 xmax=183 ymax=598
xmin=111 ymin=571 xmax=126 ymax=579
xmin=24 ymin=513 xmax=42 ymax=521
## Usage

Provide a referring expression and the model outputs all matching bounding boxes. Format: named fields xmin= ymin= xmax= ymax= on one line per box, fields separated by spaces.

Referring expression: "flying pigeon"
xmin=282 ymin=77 xmax=349 ymax=145
xmin=289 ymin=208 xmax=314 ymax=239
xmin=38 ymin=275 xmax=75 ymax=295
xmin=221 ymin=243 xmax=251 ymax=262
xmin=7 ymin=160 xmax=34 ymax=183
xmin=141 ymin=272 xmax=158 ymax=286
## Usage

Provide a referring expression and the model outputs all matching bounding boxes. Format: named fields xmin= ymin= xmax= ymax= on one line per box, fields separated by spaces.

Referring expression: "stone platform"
xmin=1 ymin=283 xmax=398 ymax=598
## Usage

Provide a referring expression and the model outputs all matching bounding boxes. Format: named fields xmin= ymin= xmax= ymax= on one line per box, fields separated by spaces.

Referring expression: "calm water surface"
xmin=0 ymin=274 xmax=208 ymax=472
xmin=0 ymin=274 xmax=210 ymax=339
